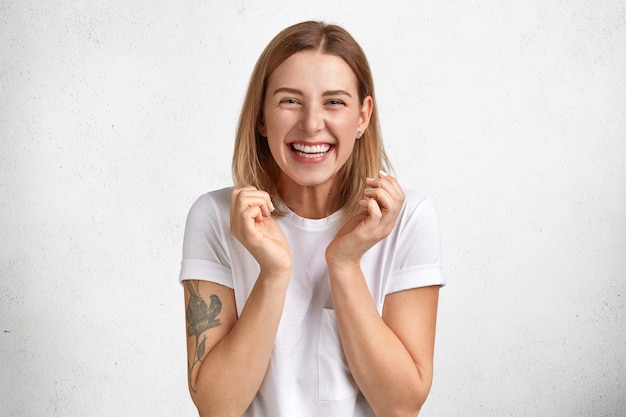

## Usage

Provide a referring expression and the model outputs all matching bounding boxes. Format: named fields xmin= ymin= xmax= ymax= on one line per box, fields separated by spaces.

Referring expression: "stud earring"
xmin=356 ymin=131 xmax=363 ymax=139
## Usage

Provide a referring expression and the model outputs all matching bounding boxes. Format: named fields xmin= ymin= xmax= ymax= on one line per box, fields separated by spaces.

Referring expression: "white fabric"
xmin=179 ymin=186 xmax=445 ymax=417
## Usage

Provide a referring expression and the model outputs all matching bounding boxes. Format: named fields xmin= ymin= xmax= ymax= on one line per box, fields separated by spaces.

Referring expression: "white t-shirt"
xmin=179 ymin=186 xmax=445 ymax=417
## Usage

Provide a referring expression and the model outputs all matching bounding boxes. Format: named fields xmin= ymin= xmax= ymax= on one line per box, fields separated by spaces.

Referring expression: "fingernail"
xmin=378 ymin=170 xmax=388 ymax=177
xmin=366 ymin=177 xmax=375 ymax=182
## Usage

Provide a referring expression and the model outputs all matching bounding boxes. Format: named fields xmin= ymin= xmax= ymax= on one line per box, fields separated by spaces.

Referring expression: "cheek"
xmin=266 ymin=135 xmax=285 ymax=159
xmin=328 ymin=110 xmax=359 ymax=132
xmin=338 ymin=139 xmax=357 ymax=159
xmin=329 ymin=122 xmax=358 ymax=147
xmin=265 ymin=113 xmax=297 ymax=140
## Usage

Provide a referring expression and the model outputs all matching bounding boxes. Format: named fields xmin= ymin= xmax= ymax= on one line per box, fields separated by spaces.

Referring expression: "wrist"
xmin=325 ymin=258 xmax=361 ymax=277
xmin=325 ymin=246 xmax=361 ymax=270
xmin=258 ymin=265 xmax=292 ymax=283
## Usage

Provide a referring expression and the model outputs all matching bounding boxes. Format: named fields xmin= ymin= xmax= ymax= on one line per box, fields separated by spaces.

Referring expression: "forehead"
xmin=266 ymin=50 xmax=358 ymax=91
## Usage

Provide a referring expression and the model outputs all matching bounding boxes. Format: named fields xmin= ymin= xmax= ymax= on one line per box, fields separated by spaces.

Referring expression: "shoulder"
xmin=191 ymin=187 xmax=232 ymax=208
xmin=185 ymin=187 xmax=233 ymax=231
xmin=188 ymin=187 xmax=232 ymax=215
xmin=399 ymin=188 xmax=439 ymax=223
xmin=402 ymin=188 xmax=427 ymax=208
xmin=386 ymin=187 xmax=446 ymax=287
xmin=391 ymin=187 xmax=442 ymax=244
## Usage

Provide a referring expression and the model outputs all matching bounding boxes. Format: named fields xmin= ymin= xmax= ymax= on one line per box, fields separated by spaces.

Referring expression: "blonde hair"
xmin=232 ymin=21 xmax=391 ymax=215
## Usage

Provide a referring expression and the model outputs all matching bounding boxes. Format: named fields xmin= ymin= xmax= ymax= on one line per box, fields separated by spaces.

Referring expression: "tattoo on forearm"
xmin=185 ymin=280 xmax=222 ymax=392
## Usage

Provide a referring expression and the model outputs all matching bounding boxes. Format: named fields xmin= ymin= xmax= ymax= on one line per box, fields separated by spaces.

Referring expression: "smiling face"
xmin=258 ymin=50 xmax=372 ymax=200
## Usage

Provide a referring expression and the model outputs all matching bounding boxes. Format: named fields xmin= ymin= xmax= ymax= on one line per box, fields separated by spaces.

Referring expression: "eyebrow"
xmin=273 ymin=87 xmax=353 ymax=98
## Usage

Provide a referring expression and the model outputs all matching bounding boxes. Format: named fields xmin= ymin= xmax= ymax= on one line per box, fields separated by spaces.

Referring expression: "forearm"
xmin=328 ymin=264 xmax=430 ymax=417
xmin=191 ymin=272 xmax=289 ymax=417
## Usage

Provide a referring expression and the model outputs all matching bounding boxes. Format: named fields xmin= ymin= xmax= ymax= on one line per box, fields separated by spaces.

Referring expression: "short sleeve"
xmin=385 ymin=193 xmax=446 ymax=294
xmin=179 ymin=189 xmax=234 ymax=288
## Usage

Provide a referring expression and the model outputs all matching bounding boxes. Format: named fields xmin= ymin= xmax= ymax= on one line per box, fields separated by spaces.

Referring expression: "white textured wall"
xmin=1 ymin=1 xmax=625 ymax=416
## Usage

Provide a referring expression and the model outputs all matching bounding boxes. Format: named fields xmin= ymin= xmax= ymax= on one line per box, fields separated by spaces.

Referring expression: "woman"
xmin=180 ymin=21 xmax=445 ymax=417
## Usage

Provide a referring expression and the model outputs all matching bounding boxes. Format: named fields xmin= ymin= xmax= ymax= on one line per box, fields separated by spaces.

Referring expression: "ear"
xmin=357 ymin=95 xmax=373 ymax=135
xmin=257 ymin=117 xmax=267 ymax=137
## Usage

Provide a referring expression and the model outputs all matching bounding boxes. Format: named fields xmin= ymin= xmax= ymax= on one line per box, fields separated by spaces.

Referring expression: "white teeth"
xmin=291 ymin=143 xmax=331 ymax=156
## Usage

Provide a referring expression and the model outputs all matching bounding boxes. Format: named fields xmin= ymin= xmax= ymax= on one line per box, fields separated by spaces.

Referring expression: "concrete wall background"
xmin=1 ymin=1 xmax=624 ymax=415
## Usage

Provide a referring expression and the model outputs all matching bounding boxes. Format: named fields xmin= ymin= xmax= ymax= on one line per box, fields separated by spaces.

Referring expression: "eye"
xmin=325 ymin=99 xmax=345 ymax=106
xmin=279 ymin=98 xmax=301 ymax=105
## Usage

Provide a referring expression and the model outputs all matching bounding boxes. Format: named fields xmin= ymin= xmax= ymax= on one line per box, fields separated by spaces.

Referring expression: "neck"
xmin=277 ymin=177 xmax=337 ymax=219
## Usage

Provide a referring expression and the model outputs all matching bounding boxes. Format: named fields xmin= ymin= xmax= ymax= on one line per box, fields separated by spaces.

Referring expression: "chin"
xmin=285 ymin=173 xmax=335 ymax=189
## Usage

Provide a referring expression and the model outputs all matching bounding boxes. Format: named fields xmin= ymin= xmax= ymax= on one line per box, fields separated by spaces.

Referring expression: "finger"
xmin=358 ymin=195 xmax=401 ymax=241
xmin=359 ymin=198 xmax=382 ymax=224
xmin=365 ymin=173 xmax=404 ymax=209
xmin=242 ymin=205 xmax=265 ymax=225
xmin=233 ymin=188 xmax=275 ymax=217
xmin=231 ymin=185 xmax=259 ymax=202
xmin=373 ymin=171 xmax=404 ymax=198
xmin=231 ymin=186 xmax=259 ymax=217
xmin=363 ymin=176 xmax=404 ymax=238
xmin=364 ymin=187 xmax=388 ymax=209
xmin=245 ymin=191 xmax=275 ymax=214
xmin=364 ymin=182 xmax=396 ymax=212
xmin=364 ymin=171 xmax=399 ymax=191
xmin=243 ymin=196 xmax=273 ymax=217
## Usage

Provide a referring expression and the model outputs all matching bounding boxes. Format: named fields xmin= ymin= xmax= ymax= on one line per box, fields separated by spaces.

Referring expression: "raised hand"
xmin=326 ymin=171 xmax=405 ymax=267
xmin=230 ymin=186 xmax=292 ymax=275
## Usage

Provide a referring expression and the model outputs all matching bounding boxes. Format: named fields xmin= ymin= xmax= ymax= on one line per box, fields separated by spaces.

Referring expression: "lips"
xmin=290 ymin=143 xmax=332 ymax=159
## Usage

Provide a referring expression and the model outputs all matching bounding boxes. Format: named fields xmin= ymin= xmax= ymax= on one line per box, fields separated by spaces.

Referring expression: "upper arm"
xmin=382 ymin=285 xmax=440 ymax=384
xmin=183 ymin=280 xmax=238 ymax=391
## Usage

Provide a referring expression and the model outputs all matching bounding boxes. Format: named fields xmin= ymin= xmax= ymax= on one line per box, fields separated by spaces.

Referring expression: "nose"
xmin=299 ymin=104 xmax=324 ymax=136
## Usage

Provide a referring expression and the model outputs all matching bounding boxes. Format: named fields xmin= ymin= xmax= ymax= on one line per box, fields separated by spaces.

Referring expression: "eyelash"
xmin=279 ymin=98 xmax=345 ymax=106
xmin=280 ymin=98 xmax=301 ymax=105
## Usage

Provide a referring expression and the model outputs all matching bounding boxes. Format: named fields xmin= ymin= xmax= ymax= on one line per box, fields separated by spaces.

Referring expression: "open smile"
xmin=290 ymin=143 xmax=333 ymax=159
